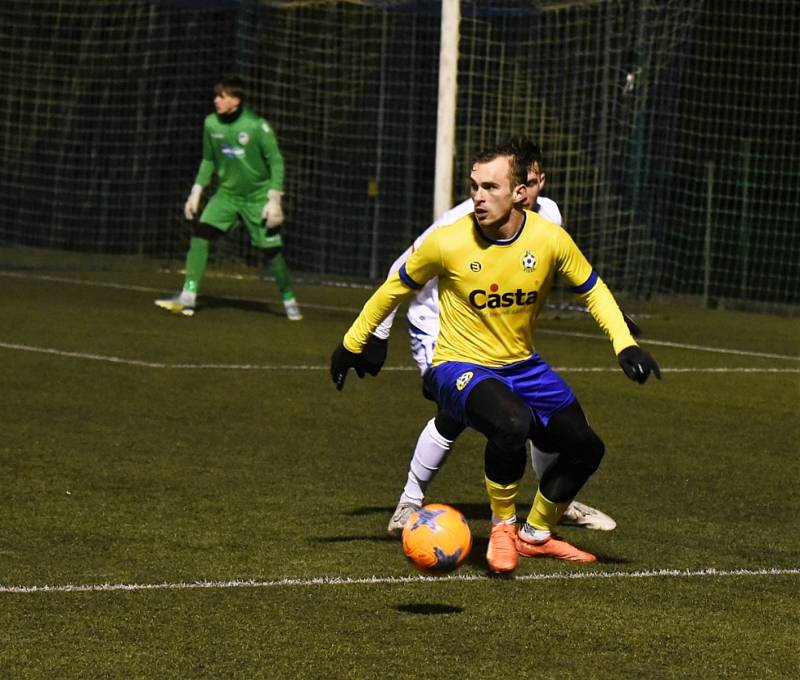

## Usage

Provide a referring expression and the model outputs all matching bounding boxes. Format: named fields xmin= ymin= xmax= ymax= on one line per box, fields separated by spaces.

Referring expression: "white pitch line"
xmin=2 ymin=567 xmax=798 ymax=594
xmin=536 ymin=329 xmax=800 ymax=361
xmin=1 ymin=341 xmax=799 ymax=373
xmin=2 ymin=270 xmax=799 ymax=361
xmin=550 ymin=367 xmax=800 ymax=373
xmin=0 ymin=270 xmax=362 ymax=314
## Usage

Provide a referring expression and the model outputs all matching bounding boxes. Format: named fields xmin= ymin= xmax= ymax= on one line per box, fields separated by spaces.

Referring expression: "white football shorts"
xmin=408 ymin=324 xmax=437 ymax=375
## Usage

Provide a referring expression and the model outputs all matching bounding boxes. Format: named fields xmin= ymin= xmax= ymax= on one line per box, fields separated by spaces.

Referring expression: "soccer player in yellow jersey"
xmin=377 ymin=141 xmax=619 ymax=536
xmin=331 ymin=138 xmax=660 ymax=574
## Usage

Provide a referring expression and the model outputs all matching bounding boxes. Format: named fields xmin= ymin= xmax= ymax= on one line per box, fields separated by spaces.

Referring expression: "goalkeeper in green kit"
xmin=156 ymin=76 xmax=302 ymax=320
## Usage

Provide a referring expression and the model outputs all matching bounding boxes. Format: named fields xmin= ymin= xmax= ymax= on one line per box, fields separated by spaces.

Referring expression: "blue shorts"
xmin=427 ymin=352 xmax=575 ymax=429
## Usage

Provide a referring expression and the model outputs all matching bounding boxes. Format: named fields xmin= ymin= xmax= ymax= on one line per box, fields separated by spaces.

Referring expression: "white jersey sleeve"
xmin=373 ymin=198 xmax=474 ymax=339
xmin=372 ymin=243 xmax=414 ymax=339
xmin=535 ymin=196 xmax=562 ymax=225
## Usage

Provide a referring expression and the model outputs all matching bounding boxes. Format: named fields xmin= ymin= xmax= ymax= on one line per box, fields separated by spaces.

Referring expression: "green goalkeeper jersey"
xmin=194 ymin=107 xmax=285 ymax=200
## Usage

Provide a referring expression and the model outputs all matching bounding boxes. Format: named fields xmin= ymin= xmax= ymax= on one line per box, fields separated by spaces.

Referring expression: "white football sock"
xmin=519 ymin=522 xmax=551 ymax=543
xmin=179 ymin=289 xmax=197 ymax=306
xmin=399 ymin=418 xmax=454 ymax=505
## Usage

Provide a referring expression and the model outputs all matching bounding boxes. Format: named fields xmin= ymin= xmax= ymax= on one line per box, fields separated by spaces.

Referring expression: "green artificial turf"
xmin=1 ymin=262 xmax=798 ymax=678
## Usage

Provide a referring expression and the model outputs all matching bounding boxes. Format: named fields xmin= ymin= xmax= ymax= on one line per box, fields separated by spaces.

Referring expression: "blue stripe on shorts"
xmin=428 ymin=352 xmax=575 ymax=429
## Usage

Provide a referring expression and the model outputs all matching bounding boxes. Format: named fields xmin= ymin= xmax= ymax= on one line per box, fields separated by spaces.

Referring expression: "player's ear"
xmin=539 ymin=172 xmax=546 ymax=189
xmin=512 ymin=182 xmax=527 ymax=205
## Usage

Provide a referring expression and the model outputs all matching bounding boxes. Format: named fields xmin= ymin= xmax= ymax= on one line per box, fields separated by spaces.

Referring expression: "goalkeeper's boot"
xmin=559 ymin=500 xmax=617 ymax=531
xmin=155 ymin=291 xmax=195 ymax=317
xmin=516 ymin=524 xmax=596 ymax=563
xmin=486 ymin=523 xmax=519 ymax=574
xmin=387 ymin=501 xmax=421 ymax=537
xmin=283 ymin=297 xmax=303 ymax=321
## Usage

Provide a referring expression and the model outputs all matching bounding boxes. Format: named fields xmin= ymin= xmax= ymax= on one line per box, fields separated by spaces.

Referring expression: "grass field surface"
xmin=1 ymin=261 xmax=798 ymax=678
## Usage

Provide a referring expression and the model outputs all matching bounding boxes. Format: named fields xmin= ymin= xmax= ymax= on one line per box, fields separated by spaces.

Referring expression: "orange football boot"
xmin=516 ymin=533 xmax=597 ymax=563
xmin=486 ymin=523 xmax=519 ymax=574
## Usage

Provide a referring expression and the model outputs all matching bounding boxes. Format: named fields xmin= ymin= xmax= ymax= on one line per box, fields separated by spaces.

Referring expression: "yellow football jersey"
xmin=344 ymin=209 xmax=636 ymax=366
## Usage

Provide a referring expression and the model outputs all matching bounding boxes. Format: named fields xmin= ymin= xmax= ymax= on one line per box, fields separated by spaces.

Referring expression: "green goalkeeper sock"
xmin=183 ymin=237 xmax=209 ymax=294
xmin=267 ymin=252 xmax=295 ymax=301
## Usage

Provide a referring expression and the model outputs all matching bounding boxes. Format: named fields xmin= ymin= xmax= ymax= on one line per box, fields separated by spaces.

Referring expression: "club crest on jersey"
xmin=455 ymin=371 xmax=474 ymax=391
xmin=470 ymin=261 xmax=481 ymax=272
xmin=521 ymin=250 xmax=537 ymax=273
xmin=238 ymin=131 xmax=250 ymax=145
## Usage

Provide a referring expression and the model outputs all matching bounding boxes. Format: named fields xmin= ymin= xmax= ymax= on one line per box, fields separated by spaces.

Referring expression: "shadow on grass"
xmin=396 ymin=603 xmax=464 ymax=615
xmin=347 ymin=503 xmax=492 ymax=523
xmin=314 ymin=535 xmax=399 ymax=544
xmin=196 ymin=294 xmax=284 ymax=317
xmin=585 ymin=553 xmax=633 ymax=565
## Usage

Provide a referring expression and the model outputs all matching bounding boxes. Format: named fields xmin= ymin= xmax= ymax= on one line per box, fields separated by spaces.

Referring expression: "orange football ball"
xmin=401 ymin=503 xmax=472 ymax=574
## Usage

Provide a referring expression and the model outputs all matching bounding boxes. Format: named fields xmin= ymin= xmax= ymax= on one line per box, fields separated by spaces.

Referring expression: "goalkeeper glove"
xmin=618 ymin=345 xmax=661 ymax=384
xmin=262 ymin=189 xmax=284 ymax=228
xmin=362 ymin=335 xmax=388 ymax=376
xmin=330 ymin=343 xmax=366 ymax=391
xmin=184 ymin=184 xmax=203 ymax=220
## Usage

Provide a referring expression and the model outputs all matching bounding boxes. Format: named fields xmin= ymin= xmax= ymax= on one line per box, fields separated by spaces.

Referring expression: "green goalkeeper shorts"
xmin=200 ymin=191 xmax=284 ymax=249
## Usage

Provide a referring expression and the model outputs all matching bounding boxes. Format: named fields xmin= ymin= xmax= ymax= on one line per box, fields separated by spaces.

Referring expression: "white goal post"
xmin=433 ymin=0 xmax=460 ymax=221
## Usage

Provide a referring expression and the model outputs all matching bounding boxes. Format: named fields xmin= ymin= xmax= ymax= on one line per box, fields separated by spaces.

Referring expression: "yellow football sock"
xmin=527 ymin=488 xmax=570 ymax=531
xmin=484 ymin=476 xmax=519 ymax=524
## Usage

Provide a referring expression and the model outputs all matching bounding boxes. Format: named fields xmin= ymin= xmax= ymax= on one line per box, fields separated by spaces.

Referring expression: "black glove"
xmin=362 ymin=335 xmax=388 ymax=376
xmin=618 ymin=345 xmax=661 ymax=384
xmin=330 ymin=343 xmax=366 ymax=391
xmin=622 ymin=311 xmax=642 ymax=338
